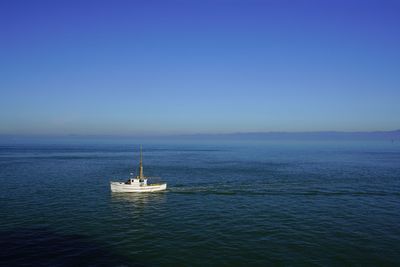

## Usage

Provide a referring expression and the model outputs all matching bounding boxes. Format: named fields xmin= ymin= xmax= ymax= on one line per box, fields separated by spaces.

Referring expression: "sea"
xmin=1 ymin=140 xmax=399 ymax=266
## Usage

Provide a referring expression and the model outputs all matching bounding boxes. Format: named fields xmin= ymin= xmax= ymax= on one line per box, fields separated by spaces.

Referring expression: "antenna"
xmin=139 ymin=145 xmax=144 ymax=179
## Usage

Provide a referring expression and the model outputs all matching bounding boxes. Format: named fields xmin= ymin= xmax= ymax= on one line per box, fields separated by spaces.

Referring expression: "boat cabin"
xmin=125 ymin=178 xmax=148 ymax=186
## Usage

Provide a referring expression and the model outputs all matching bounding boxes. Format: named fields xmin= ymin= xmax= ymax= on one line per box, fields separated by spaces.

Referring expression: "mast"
xmin=139 ymin=145 xmax=144 ymax=179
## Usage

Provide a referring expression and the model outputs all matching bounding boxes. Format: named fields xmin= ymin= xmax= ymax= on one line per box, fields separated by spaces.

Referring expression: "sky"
xmin=1 ymin=0 xmax=399 ymax=135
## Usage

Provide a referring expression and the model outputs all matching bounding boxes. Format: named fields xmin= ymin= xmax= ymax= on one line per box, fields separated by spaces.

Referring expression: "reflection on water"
xmin=110 ymin=192 xmax=167 ymax=209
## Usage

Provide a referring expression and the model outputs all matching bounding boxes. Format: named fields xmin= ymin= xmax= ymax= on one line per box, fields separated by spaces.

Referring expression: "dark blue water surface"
xmin=1 ymin=141 xmax=400 ymax=266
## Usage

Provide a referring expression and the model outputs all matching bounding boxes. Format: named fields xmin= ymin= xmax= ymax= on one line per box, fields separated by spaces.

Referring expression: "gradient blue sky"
xmin=1 ymin=0 xmax=399 ymax=135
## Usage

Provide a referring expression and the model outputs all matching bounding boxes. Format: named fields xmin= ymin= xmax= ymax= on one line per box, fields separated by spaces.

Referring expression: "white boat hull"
xmin=110 ymin=182 xmax=167 ymax=193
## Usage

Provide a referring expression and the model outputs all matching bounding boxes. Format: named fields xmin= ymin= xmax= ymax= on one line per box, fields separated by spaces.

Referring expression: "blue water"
xmin=1 ymin=141 xmax=400 ymax=266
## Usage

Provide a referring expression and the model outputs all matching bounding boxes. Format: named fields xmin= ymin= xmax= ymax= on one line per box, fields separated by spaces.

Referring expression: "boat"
xmin=110 ymin=146 xmax=167 ymax=193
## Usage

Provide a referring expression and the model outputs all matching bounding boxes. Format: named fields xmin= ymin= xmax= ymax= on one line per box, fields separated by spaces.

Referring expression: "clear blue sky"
xmin=1 ymin=0 xmax=399 ymax=135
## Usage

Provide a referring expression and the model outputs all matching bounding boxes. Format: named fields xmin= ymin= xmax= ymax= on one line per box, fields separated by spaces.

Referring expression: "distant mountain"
xmin=172 ymin=130 xmax=400 ymax=141
xmin=1 ymin=130 xmax=400 ymax=143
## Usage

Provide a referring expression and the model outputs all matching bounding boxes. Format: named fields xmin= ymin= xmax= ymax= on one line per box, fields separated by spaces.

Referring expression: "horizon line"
xmin=1 ymin=129 xmax=399 ymax=138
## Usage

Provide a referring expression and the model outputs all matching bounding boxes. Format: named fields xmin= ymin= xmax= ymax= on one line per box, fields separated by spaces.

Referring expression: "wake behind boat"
xmin=110 ymin=146 xmax=167 ymax=193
